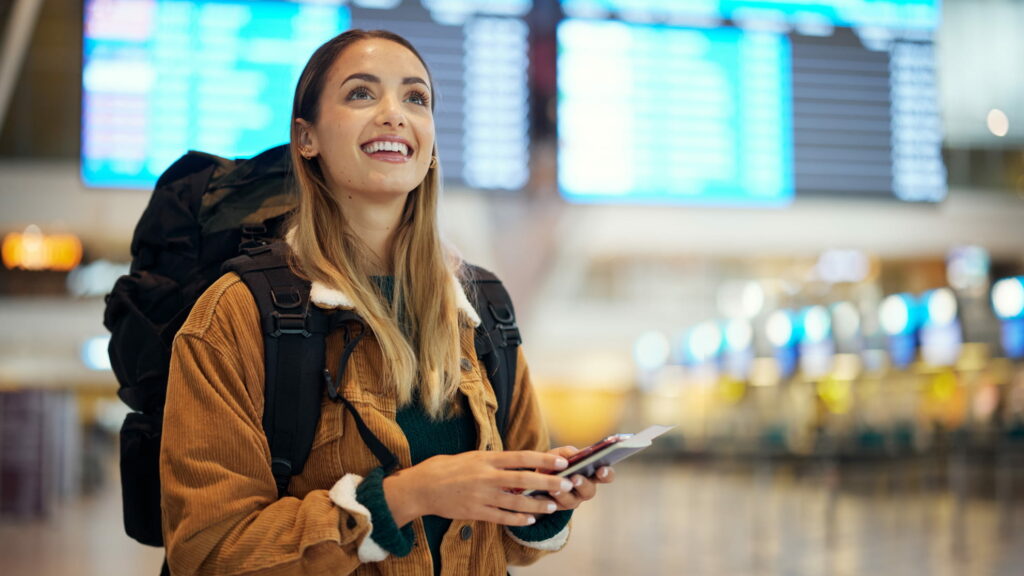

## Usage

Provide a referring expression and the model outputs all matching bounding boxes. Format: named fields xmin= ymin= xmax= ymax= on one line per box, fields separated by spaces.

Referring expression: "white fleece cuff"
xmin=504 ymin=523 xmax=571 ymax=552
xmin=328 ymin=473 xmax=390 ymax=563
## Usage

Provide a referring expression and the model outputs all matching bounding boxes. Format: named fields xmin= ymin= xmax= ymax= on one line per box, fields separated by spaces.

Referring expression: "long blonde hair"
xmin=288 ymin=30 xmax=464 ymax=418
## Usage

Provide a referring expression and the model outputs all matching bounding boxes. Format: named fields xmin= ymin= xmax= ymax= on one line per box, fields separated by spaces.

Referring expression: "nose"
xmin=377 ymin=95 xmax=406 ymax=128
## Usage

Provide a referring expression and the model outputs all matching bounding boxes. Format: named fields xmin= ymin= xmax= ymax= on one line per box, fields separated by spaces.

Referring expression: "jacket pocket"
xmin=311 ymin=394 xmax=345 ymax=449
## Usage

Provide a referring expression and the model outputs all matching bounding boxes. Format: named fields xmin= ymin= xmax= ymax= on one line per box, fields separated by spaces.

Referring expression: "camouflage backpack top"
xmin=103 ymin=144 xmax=295 ymax=546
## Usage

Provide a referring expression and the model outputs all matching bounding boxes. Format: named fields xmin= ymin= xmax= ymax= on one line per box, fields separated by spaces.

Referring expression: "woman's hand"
xmin=543 ymin=446 xmax=616 ymax=512
xmin=382 ymin=450 xmax=575 ymax=527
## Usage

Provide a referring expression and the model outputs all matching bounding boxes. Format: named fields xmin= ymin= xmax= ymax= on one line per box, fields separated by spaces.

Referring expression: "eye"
xmin=405 ymin=90 xmax=430 ymax=107
xmin=346 ymin=86 xmax=373 ymax=101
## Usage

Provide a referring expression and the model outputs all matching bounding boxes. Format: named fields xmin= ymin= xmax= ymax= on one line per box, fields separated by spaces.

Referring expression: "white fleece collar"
xmin=286 ymin=229 xmax=482 ymax=326
xmin=309 ymin=275 xmax=482 ymax=327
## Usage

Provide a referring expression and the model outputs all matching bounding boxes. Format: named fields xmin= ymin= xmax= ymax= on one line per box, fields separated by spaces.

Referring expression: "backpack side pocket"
xmin=120 ymin=411 xmax=164 ymax=547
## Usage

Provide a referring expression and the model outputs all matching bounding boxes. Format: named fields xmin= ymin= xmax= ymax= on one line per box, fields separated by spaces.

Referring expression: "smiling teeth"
xmin=362 ymin=141 xmax=409 ymax=155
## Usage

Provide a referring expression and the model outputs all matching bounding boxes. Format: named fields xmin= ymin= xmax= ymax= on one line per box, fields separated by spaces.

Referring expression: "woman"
xmin=160 ymin=29 xmax=614 ymax=575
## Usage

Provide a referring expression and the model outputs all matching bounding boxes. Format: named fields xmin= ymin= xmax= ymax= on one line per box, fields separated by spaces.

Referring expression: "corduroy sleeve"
xmin=159 ymin=276 xmax=375 ymax=576
xmin=497 ymin=348 xmax=573 ymax=565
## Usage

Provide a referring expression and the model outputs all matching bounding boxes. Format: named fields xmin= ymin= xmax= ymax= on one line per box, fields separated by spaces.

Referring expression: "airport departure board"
xmin=81 ymin=0 xmax=531 ymax=190
xmin=557 ymin=0 xmax=947 ymax=204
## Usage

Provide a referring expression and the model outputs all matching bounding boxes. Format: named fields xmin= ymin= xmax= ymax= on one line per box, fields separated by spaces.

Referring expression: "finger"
xmin=492 ymin=450 xmax=569 ymax=472
xmin=548 ymin=488 xmax=580 ymax=510
xmin=505 ymin=470 xmax=574 ymax=495
xmin=495 ymin=492 xmax=561 ymax=516
xmin=538 ymin=447 xmax=580 ymax=473
xmin=594 ymin=466 xmax=616 ymax=484
xmin=548 ymin=445 xmax=580 ymax=459
xmin=483 ymin=508 xmax=537 ymax=527
xmin=569 ymin=475 xmax=598 ymax=501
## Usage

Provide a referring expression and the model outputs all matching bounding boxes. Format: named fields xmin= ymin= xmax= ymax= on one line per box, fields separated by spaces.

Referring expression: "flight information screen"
xmin=81 ymin=0 xmax=531 ymax=190
xmin=557 ymin=0 xmax=946 ymax=204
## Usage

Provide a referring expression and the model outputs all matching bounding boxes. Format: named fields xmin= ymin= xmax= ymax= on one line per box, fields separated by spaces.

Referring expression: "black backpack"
xmin=104 ymin=145 xmax=522 ymax=548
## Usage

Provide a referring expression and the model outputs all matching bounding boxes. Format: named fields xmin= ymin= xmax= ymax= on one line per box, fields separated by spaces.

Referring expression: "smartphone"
xmin=519 ymin=425 xmax=673 ymax=497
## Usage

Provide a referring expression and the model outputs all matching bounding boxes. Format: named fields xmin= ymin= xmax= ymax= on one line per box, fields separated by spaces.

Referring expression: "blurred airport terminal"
xmin=2 ymin=0 xmax=1024 ymax=574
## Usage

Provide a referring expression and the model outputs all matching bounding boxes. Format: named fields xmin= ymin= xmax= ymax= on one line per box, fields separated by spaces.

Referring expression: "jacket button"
xmin=460 ymin=525 xmax=473 ymax=540
xmin=460 ymin=357 xmax=473 ymax=371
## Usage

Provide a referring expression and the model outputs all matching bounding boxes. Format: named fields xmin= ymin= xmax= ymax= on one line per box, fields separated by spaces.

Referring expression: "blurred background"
xmin=2 ymin=0 xmax=1024 ymax=574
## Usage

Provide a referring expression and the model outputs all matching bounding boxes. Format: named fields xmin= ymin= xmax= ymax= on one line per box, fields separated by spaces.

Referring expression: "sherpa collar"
xmin=286 ymin=229 xmax=481 ymax=326
xmin=309 ymin=275 xmax=482 ymax=327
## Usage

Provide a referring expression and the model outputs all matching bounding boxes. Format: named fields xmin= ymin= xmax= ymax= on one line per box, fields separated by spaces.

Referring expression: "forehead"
xmin=329 ymin=38 xmax=431 ymax=87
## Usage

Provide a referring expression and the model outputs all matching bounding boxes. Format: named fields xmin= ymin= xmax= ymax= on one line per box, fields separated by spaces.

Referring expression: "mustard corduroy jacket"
xmin=160 ymin=272 xmax=568 ymax=576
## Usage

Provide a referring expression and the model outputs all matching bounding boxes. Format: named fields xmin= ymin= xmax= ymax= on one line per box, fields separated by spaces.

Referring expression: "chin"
xmin=369 ymin=173 xmax=427 ymax=195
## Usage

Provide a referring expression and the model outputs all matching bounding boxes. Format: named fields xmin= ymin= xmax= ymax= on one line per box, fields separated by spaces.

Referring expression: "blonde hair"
xmin=288 ymin=30 xmax=464 ymax=418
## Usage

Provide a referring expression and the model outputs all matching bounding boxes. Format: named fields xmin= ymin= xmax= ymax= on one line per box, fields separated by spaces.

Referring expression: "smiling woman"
xmin=157 ymin=29 xmax=615 ymax=576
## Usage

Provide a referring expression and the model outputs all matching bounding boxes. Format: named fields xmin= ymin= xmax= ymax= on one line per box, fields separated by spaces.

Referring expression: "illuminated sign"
xmin=2 ymin=228 xmax=84 ymax=272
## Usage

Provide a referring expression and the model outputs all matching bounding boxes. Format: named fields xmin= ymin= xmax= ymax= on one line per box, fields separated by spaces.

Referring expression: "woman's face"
xmin=299 ymin=39 xmax=435 ymax=202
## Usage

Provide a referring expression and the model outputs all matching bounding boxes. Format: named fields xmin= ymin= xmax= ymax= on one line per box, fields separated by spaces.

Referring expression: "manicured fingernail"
xmin=551 ymin=490 xmax=561 ymax=496
xmin=571 ymin=475 xmax=583 ymax=487
xmin=526 ymin=515 xmax=536 ymax=525
xmin=599 ymin=468 xmax=609 ymax=479
xmin=546 ymin=502 xmax=557 ymax=513
xmin=554 ymin=458 xmax=568 ymax=469
xmin=560 ymin=479 xmax=573 ymax=492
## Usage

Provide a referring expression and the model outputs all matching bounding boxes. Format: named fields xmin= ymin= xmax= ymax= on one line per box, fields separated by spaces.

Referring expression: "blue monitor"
xmin=558 ymin=21 xmax=794 ymax=206
xmin=81 ymin=0 xmax=532 ymax=190
xmin=557 ymin=0 xmax=947 ymax=204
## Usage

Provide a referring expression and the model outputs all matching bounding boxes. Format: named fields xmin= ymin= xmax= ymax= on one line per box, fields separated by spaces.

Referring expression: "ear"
xmin=295 ymin=118 xmax=319 ymax=158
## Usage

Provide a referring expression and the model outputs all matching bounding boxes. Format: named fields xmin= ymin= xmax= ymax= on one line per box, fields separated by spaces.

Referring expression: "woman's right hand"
xmin=381 ymin=451 xmax=574 ymax=527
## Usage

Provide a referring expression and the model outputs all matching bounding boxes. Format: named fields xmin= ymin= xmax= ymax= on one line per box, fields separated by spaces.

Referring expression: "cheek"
xmin=416 ymin=116 xmax=436 ymax=154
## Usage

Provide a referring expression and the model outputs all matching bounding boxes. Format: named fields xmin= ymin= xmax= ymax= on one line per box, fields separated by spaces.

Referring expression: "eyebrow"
xmin=341 ymin=72 xmax=430 ymax=89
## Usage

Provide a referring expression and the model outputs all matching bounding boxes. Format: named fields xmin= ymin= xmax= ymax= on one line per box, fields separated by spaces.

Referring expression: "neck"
xmin=335 ymin=193 xmax=407 ymax=273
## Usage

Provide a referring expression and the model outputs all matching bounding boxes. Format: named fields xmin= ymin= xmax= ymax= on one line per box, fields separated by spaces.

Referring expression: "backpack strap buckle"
xmin=270 ymin=458 xmax=293 ymax=496
xmin=239 ymin=223 xmax=272 ymax=251
xmin=271 ymin=311 xmax=311 ymax=337
xmin=497 ymin=324 xmax=522 ymax=347
xmin=271 ymin=286 xmax=302 ymax=309
xmin=488 ymin=303 xmax=522 ymax=347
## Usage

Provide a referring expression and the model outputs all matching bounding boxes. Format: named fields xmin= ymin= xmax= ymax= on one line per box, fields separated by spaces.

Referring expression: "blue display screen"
xmin=561 ymin=0 xmax=941 ymax=30
xmin=557 ymin=0 xmax=947 ymax=204
xmin=81 ymin=0 xmax=534 ymax=190
xmin=558 ymin=21 xmax=794 ymax=206
xmin=82 ymin=0 xmax=350 ymax=189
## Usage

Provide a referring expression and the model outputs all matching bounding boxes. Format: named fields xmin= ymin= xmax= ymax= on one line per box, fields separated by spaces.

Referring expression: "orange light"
xmin=2 ymin=229 xmax=83 ymax=271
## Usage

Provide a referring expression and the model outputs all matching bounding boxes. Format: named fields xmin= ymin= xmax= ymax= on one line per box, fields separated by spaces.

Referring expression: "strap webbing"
xmin=227 ymin=245 xmax=328 ymax=497
xmin=322 ymin=317 xmax=399 ymax=474
xmin=470 ymin=273 xmax=520 ymax=438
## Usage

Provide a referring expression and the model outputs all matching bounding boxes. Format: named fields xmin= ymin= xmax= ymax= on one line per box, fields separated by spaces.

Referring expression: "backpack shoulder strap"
xmin=223 ymin=242 xmax=328 ymax=496
xmin=465 ymin=265 xmax=521 ymax=441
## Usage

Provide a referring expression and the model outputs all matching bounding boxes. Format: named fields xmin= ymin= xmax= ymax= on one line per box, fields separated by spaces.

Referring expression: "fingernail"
xmin=546 ymin=502 xmax=557 ymax=513
xmin=572 ymin=475 xmax=583 ymax=487
xmin=554 ymin=458 xmax=568 ymax=469
xmin=551 ymin=490 xmax=561 ymax=496
xmin=560 ymin=479 xmax=573 ymax=492
xmin=599 ymin=468 xmax=609 ymax=479
xmin=526 ymin=515 xmax=536 ymax=525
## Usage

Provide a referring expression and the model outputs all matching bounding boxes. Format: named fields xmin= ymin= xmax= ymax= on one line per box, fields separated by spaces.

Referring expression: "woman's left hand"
xmin=543 ymin=446 xmax=615 ymax=512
